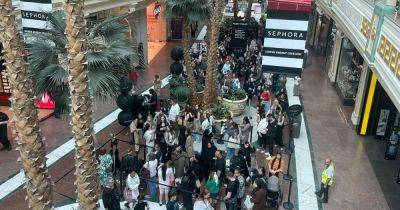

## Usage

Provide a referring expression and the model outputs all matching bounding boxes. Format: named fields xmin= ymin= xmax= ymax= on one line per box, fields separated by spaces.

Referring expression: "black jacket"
xmin=102 ymin=187 xmax=121 ymax=210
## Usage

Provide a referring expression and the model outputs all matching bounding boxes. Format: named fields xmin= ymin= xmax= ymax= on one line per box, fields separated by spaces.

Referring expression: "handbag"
xmin=244 ymin=195 xmax=254 ymax=209
xmin=123 ymin=187 xmax=133 ymax=203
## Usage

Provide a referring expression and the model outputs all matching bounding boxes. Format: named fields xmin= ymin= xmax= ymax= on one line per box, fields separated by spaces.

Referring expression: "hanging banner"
xmin=20 ymin=0 xmax=52 ymax=32
xmin=262 ymin=10 xmax=309 ymax=76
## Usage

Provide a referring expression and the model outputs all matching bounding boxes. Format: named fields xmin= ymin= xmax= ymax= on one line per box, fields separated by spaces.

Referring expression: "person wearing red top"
xmin=260 ymin=88 xmax=271 ymax=114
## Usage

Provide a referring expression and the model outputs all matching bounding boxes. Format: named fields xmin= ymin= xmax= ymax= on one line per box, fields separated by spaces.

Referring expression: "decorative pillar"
xmin=328 ymin=28 xmax=344 ymax=82
xmin=313 ymin=12 xmax=323 ymax=51
xmin=352 ymin=62 xmax=370 ymax=125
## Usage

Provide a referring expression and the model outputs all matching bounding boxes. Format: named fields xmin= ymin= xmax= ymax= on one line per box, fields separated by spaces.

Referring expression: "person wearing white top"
xmin=144 ymin=154 xmax=158 ymax=200
xmin=158 ymin=162 xmax=175 ymax=205
xmin=194 ymin=197 xmax=214 ymax=210
xmin=143 ymin=125 xmax=155 ymax=160
xmin=168 ymin=100 xmax=180 ymax=124
xmin=257 ymin=115 xmax=268 ymax=152
xmin=126 ymin=170 xmax=140 ymax=207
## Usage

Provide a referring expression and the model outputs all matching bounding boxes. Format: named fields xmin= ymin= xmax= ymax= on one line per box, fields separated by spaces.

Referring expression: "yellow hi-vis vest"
xmin=321 ymin=164 xmax=334 ymax=186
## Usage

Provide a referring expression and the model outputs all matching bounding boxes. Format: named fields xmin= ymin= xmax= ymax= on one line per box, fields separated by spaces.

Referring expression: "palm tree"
xmin=0 ymin=0 xmax=53 ymax=209
xmin=245 ymin=0 xmax=253 ymax=21
xmin=62 ymin=0 xmax=99 ymax=208
xmin=233 ymin=0 xmax=239 ymax=19
xmin=165 ymin=0 xmax=209 ymax=105
xmin=28 ymin=11 xmax=134 ymax=117
xmin=203 ymin=0 xmax=225 ymax=109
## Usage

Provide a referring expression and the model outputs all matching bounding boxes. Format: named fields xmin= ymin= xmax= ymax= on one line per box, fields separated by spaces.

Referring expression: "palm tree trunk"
xmin=63 ymin=0 xmax=99 ymax=209
xmin=233 ymin=0 xmax=239 ymax=19
xmin=203 ymin=0 xmax=224 ymax=109
xmin=0 ymin=0 xmax=53 ymax=209
xmin=246 ymin=0 xmax=253 ymax=21
xmin=182 ymin=21 xmax=196 ymax=105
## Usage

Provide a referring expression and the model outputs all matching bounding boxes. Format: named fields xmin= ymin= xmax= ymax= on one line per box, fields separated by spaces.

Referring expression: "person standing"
xmin=149 ymin=89 xmax=158 ymax=117
xmin=260 ymin=88 xmax=271 ymax=114
xmin=166 ymin=192 xmax=180 ymax=210
xmin=143 ymin=154 xmax=158 ymax=201
xmin=168 ymin=99 xmax=180 ymax=126
xmin=206 ymin=171 xmax=220 ymax=199
xmin=214 ymin=150 xmax=226 ymax=182
xmin=238 ymin=141 xmax=253 ymax=178
xmin=153 ymin=74 xmax=162 ymax=96
xmin=185 ymin=129 xmax=195 ymax=157
xmin=268 ymin=152 xmax=284 ymax=176
xmin=125 ymin=170 xmax=140 ymax=208
xmin=102 ymin=178 xmax=121 ymax=210
xmin=276 ymin=112 xmax=285 ymax=149
xmin=257 ymin=113 xmax=268 ymax=151
xmin=99 ymin=149 xmax=113 ymax=188
xmin=265 ymin=114 xmax=277 ymax=156
xmin=0 ymin=111 xmax=11 ymax=151
xmin=234 ymin=169 xmax=245 ymax=210
xmin=224 ymin=172 xmax=239 ymax=210
xmin=158 ymin=163 xmax=169 ymax=206
xmin=240 ymin=117 xmax=251 ymax=144
xmin=180 ymin=166 xmax=197 ymax=210
xmin=315 ymin=158 xmax=335 ymax=203
xmin=250 ymin=179 xmax=267 ymax=210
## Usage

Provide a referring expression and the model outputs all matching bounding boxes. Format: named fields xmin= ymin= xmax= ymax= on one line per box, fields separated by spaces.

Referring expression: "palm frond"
xmin=28 ymin=10 xmax=136 ymax=112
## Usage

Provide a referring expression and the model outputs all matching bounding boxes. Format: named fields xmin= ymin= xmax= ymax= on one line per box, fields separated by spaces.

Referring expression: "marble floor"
xmin=301 ymin=50 xmax=400 ymax=210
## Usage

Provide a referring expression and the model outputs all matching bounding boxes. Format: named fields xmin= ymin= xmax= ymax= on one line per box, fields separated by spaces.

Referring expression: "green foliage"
xmin=27 ymin=11 xmax=135 ymax=114
xmin=196 ymin=83 xmax=204 ymax=92
xmin=170 ymin=85 xmax=190 ymax=102
xmin=169 ymin=75 xmax=187 ymax=88
xmin=223 ymin=89 xmax=247 ymax=101
xmin=213 ymin=101 xmax=231 ymax=120
xmin=165 ymin=0 xmax=210 ymax=24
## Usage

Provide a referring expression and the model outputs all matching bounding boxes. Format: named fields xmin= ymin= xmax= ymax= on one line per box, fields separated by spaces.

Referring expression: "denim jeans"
xmin=227 ymin=147 xmax=235 ymax=161
xmin=148 ymin=176 xmax=157 ymax=199
xmin=262 ymin=101 xmax=271 ymax=114
xmin=192 ymin=133 xmax=202 ymax=143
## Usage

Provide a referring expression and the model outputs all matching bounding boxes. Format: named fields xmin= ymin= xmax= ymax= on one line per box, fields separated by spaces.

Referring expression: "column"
xmin=131 ymin=9 xmax=148 ymax=65
xmin=313 ymin=13 xmax=323 ymax=51
xmin=328 ymin=28 xmax=344 ymax=82
xmin=351 ymin=62 xmax=370 ymax=126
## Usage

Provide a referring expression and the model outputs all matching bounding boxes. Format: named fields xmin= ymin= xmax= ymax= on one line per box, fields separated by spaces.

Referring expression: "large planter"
xmin=221 ymin=95 xmax=248 ymax=117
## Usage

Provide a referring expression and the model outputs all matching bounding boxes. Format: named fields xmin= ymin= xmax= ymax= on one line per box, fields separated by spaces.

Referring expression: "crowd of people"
xmin=97 ymin=22 xmax=292 ymax=210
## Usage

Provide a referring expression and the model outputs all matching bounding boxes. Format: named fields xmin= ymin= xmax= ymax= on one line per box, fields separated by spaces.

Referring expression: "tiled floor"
xmin=301 ymin=50 xmax=400 ymax=210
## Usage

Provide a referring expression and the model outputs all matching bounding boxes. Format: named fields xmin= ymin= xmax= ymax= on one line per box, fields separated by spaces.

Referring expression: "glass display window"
xmin=335 ymin=38 xmax=363 ymax=106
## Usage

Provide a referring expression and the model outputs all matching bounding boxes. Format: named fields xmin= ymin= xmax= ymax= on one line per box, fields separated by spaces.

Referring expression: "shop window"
xmin=336 ymin=38 xmax=363 ymax=106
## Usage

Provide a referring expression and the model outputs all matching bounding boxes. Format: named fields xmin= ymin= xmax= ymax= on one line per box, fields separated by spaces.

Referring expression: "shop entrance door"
xmin=171 ymin=18 xmax=183 ymax=40
xmin=371 ymin=82 xmax=399 ymax=139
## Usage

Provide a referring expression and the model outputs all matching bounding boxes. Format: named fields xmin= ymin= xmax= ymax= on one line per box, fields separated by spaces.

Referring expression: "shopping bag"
xmin=244 ymin=195 xmax=254 ymax=210
xmin=124 ymin=187 xmax=133 ymax=203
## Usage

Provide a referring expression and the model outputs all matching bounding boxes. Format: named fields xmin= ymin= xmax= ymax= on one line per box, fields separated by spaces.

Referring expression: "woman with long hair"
xmin=157 ymin=163 xmax=169 ymax=205
xmin=240 ymin=116 xmax=251 ymax=144
xmin=268 ymin=152 xmax=284 ymax=176
xmin=250 ymin=179 xmax=267 ymax=210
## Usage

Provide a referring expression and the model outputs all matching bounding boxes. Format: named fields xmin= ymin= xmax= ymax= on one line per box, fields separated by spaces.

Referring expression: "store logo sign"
xmin=266 ymin=29 xmax=306 ymax=40
xmin=20 ymin=0 xmax=52 ymax=32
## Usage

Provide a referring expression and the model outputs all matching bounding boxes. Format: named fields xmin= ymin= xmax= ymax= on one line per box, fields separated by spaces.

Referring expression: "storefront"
xmin=334 ymin=37 xmax=364 ymax=106
xmin=359 ymin=74 xmax=400 ymax=141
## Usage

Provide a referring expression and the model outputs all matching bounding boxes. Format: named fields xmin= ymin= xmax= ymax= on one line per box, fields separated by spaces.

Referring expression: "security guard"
xmin=315 ymin=158 xmax=334 ymax=203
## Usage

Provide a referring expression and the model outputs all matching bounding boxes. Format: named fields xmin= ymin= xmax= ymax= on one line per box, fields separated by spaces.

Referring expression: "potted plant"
xmin=170 ymin=85 xmax=190 ymax=108
xmin=169 ymin=75 xmax=186 ymax=88
xmin=222 ymin=88 xmax=248 ymax=116
xmin=212 ymin=101 xmax=231 ymax=133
